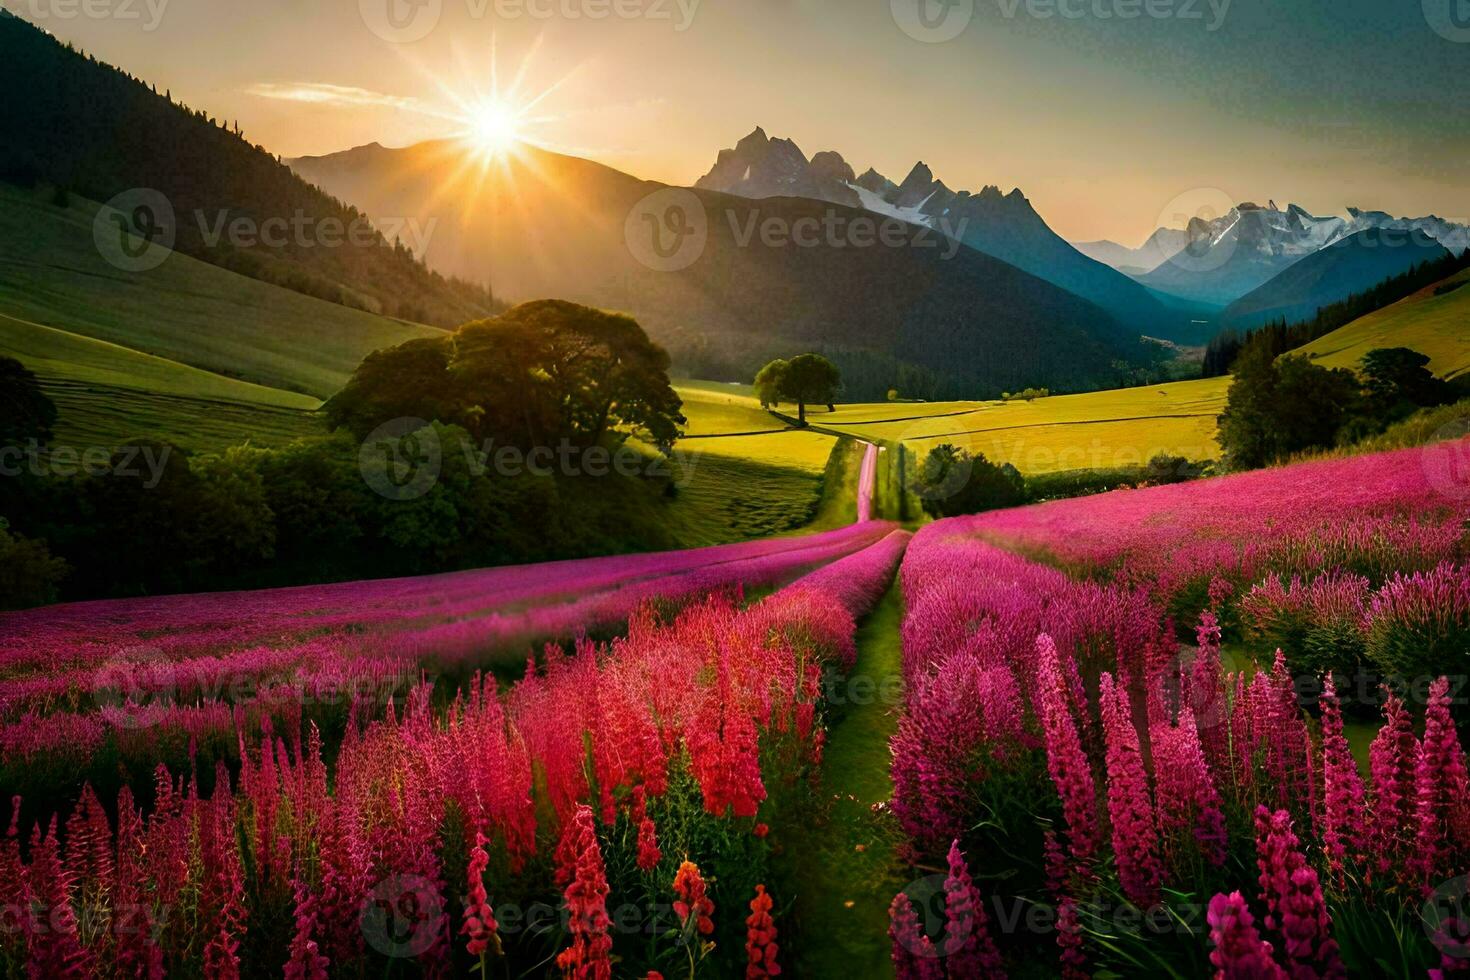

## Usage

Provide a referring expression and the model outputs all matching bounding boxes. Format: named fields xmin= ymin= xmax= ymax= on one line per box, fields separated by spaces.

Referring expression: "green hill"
xmin=1296 ymin=267 xmax=1470 ymax=379
xmin=0 ymin=9 xmax=500 ymax=327
xmin=0 ymin=183 xmax=439 ymax=399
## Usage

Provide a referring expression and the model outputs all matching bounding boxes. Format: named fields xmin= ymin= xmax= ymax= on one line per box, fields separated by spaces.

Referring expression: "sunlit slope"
xmin=822 ymin=377 xmax=1229 ymax=472
xmin=1295 ymin=267 xmax=1470 ymax=379
xmin=0 ymin=184 xmax=440 ymax=399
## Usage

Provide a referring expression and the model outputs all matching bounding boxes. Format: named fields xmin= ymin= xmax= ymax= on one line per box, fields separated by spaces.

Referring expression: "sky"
xmin=14 ymin=0 xmax=1470 ymax=244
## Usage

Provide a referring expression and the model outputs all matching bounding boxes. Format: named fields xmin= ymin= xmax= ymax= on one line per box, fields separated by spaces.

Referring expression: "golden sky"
xmin=23 ymin=0 xmax=1470 ymax=245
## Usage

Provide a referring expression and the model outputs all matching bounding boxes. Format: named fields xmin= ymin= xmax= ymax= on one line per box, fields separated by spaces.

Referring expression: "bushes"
xmin=912 ymin=444 xmax=1026 ymax=518
xmin=3 ymin=426 xmax=691 ymax=606
xmin=1366 ymin=563 xmax=1470 ymax=678
xmin=0 ymin=521 xmax=68 ymax=610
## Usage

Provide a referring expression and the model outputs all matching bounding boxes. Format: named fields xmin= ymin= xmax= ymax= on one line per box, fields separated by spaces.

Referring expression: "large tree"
xmin=1217 ymin=345 xmax=1362 ymax=469
xmin=325 ymin=300 xmax=686 ymax=454
xmin=0 ymin=355 xmax=58 ymax=446
xmin=755 ymin=353 xmax=841 ymax=426
xmin=1361 ymin=347 xmax=1451 ymax=414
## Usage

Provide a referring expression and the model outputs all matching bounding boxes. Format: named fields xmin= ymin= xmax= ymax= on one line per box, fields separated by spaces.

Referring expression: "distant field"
xmin=1296 ymin=266 xmax=1470 ymax=378
xmin=662 ymin=384 xmax=841 ymax=544
xmin=821 ymin=377 xmax=1228 ymax=473
xmin=0 ymin=184 xmax=437 ymax=399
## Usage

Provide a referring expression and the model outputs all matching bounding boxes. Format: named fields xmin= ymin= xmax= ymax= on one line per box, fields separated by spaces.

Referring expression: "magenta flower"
xmin=1099 ymin=672 xmax=1162 ymax=906
xmin=1207 ymin=891 xmax=1284 ymax=979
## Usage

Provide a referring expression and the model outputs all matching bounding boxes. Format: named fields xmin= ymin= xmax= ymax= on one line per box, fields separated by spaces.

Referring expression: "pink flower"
xmin=1317 ymin=675 xmax=1366 ymax=884
xmin=745 ymin=884 xmax=782 ymax=978
xmin=1036 ymin=634 xmax=1099 ymax=871
xmin=941 ymin=840 xmax=1006 ymax=976
xmin=461 ymin=831 xmax=501 ymax=959
xmin=1253 ymin=807 xmax=1344 ymax=979
xmin=1099 ymin=672 xmax=1162 ymax=907
xmin=1366 ymin=689 xmax=1419 ymax=881
xmin=1207 ymin=891 xmax=1284 ymax=979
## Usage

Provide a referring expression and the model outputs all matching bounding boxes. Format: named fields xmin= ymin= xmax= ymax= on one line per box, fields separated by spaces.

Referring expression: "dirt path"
xmin=786 ymin=580 xmax=910 ymax=979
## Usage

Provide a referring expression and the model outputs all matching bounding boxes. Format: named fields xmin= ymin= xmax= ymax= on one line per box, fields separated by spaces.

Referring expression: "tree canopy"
xmin=0 ymin=356 xmax=58 ymax=446
xmin=325 ymin=300 xmax=686 ymax=454
xmin=753 ymin=353 xmax=841 ymax=425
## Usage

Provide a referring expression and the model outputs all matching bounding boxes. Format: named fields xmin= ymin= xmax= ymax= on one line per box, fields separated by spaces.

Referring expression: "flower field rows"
xmin=886 ymin=438 xmax=1470 ymax=978
xmin=0 ymin=503 xmax=910 ymax=976
xmin=0 ymin=518 xmax=896 ymax=800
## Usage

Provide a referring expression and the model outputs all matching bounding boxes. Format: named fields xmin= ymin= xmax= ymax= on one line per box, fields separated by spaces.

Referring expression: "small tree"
xmin=754 ymin=359 xmax=789 ymax=409
xmin=776 ymin=353 xmax=841 ymax=426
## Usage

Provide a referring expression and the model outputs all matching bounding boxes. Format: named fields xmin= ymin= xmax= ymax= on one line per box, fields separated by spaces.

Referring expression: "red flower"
xmin=753 ymin=822 xmax=770 ymax=839
xmin=462 ymin=831 xmax=501 ymax=959
xmin=554 ymin=805 xmax=613 ymax=980
xmin=745 ymin=884 xmax=782 ymax=978
xmin=673 ymin=860 xmax=716 ymax=936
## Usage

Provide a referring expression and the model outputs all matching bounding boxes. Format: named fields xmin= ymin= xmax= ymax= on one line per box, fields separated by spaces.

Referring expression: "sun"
xmin=463 ymin=100 xmax=523 ymax=157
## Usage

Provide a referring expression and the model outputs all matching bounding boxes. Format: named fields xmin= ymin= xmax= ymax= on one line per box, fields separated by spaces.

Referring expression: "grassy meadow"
xmin=1297 ymin=265 xmax=1470 ymax=378
xmin=819 ymin=376 xmax=1229 ymax=472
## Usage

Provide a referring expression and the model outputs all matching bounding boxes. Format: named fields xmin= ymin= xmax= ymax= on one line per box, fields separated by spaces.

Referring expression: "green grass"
xmin=1297 ymin=266 xmax=1470 ymax=379
xmin=0 ymin=312 xmax=318 ymax=409
xmin=786 ymin=583 xmax=909 ymax=980
xmin=658 ymin=384 xmax=843 ymax=544
xmin=0 ymin=183 xmax=438 ymax=399
xmin=822 ymin=377 xmax=1229 ymax=474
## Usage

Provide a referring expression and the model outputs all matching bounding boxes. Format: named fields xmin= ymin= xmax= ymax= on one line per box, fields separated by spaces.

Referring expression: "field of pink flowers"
xmin=0 ymin=519 xmax=896 ymax=799
xmin=887 ymin=439 xmax=1470 ymax=978
xmin=0 ymin=512 xmax=910 ymax=976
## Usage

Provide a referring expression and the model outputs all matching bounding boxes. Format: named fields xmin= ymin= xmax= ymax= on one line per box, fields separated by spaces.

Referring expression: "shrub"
xmin=913 ymin=444 xmax=1026 ymax=518
xmin=1365 ymin=562 xmax=1470 ymax=677
xmin=0 ymin=521 xmax=68 ymax=610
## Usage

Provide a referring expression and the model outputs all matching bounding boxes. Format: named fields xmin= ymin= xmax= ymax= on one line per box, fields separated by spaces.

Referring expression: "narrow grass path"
xmin=787 ymin=581 xmax=909 ymax=979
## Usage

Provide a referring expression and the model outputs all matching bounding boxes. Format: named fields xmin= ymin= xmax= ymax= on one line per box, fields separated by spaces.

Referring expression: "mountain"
xmin=693 ymin=129 xmax=1199 ymax=342
xmin=1074 ymin=229 xmax=1190 ymax=275
xmin=291 ymin=140 xmax=1158 ymax=400
xmin=1219 ymin=228 xmax=1453 ymax=330
xmin=0 ymin=9 xmax=498 ymax=327
xmin=1133 ymin=201 xmax=1469 ymax=308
